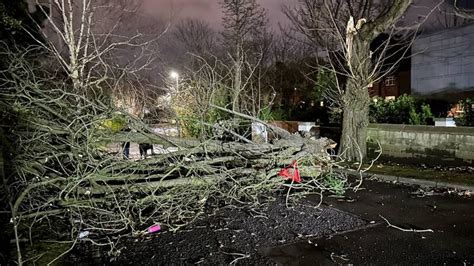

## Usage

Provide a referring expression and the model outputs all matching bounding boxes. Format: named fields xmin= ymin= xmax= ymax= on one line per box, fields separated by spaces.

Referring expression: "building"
xmin=411 ymin=22 xmax=474 ymax=101
xmin=371 ymin=0 xmax=474 ymax=102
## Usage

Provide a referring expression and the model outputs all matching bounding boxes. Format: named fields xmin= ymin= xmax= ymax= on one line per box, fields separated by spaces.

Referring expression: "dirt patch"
xmin=66 ymin=197 xmax=366 ymax=265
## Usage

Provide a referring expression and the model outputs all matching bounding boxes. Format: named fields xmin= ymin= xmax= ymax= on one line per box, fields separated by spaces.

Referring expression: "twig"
xmin=221 ymin=251 xmax=251 ymax=265
xmin=379 ymin=215 xmax=434 ymax=233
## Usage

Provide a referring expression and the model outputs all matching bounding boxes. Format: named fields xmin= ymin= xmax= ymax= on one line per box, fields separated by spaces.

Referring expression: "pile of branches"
xmin=0 ymin=50 xmax=346 ymax=264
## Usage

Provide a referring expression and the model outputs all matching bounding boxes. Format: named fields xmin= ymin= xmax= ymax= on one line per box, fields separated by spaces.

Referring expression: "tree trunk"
xmin=232 ymin=52 xmax=242 ymax=113
xmin=339 ymin=77 xmax=370 ymax=161
xmin=338 ymin=38 xmax=371 ymax=161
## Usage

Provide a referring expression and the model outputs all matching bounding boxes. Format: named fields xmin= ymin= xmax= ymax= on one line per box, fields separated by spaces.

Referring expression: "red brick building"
xmin=370 ymin=70 xmax=411 ymax=99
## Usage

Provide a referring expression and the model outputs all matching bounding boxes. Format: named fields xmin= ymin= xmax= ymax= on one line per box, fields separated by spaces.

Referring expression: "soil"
xmin=66 ymin=197 xmax=366 ymax=265
xmin=62 ymin=179 xmax=474 ymax=265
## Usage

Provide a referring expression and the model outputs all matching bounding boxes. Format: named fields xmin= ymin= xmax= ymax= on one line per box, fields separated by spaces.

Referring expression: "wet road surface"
xmin=263 ymin=180 xmax=474 ymax=265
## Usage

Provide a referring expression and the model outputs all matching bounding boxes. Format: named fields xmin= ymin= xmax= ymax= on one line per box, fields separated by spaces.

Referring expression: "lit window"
xmin=384 ymin=76 xmax=396 ymax=86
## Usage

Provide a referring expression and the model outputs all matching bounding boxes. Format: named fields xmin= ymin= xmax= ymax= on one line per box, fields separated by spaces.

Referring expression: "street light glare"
xmin=170 ymin=71 xmax=179 ymax=79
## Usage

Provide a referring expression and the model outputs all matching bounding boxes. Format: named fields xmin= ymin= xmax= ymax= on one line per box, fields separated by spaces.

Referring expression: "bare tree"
xmin=174 ymin=19 xmax=216 ymax=57
xmin=437 ymin=0 xmax=473 ymax=28
xmin=32 ymin=0 xmax=167 ymax=114
xmin=220 ymin=0 xmax=272 ymax=114
xmin=171 ymin=0 xmax=273 ymax=126
xmin=285 ymin=0 xmax=412 ymax=161
xmin=453 ymin=0 xmax=474 ymax=18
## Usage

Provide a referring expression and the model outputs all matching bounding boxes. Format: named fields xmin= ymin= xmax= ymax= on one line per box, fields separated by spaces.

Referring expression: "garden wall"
xmin=367 ymin=124 xmax=474 ymax=165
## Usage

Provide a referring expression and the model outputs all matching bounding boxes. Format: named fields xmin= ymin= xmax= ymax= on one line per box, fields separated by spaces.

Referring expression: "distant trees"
xmin=171 ymin=0 xmax=275 ymax=137
xmin=175 ymin=19 xmax=216 ymax=57
xmin=264 ymin=29 xmax=316 ymax=113
xmin=285 ymin=0 xmax=413 ymax=161
xmin=220 ymin=0 xmax=273 ymax=114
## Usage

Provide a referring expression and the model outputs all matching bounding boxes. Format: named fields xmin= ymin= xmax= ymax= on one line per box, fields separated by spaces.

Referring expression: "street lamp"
xmin=169 ymin=71 xmax=180 ymax=136
xmin=170 ymin=71 xmax=179 ymax=90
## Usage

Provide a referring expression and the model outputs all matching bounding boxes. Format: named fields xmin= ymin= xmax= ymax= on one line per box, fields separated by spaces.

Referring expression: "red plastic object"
xmin=278 ymin=160 xmax=301 ymax=183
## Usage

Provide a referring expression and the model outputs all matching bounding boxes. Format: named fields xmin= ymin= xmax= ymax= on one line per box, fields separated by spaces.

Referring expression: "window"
xmin=384 ymin=75 xmax=396 ymax=87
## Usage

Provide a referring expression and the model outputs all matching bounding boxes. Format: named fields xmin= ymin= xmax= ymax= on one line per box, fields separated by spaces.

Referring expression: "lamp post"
xmin=169 ymin=71 xmax=180 ymax=136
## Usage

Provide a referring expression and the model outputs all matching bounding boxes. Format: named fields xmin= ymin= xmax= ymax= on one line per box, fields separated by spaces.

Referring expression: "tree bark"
xmin=339 ymin=77 xmax=370 ymax=161
xmin=339 ymin=38 xmax=371 ymax=161
xmin=232 ymin=46 xmax=243 ymax=113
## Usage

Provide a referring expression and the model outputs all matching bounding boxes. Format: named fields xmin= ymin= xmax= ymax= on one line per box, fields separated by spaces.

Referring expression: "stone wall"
xmin=367 ymin=124 xmax=474 ymax=165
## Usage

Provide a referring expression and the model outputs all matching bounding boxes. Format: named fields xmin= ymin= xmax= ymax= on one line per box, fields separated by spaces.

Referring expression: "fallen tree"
xmin=0 ymin=49 xmax=349 ymax=264
xmin=0 ymin=1 xmax=351 ymax=264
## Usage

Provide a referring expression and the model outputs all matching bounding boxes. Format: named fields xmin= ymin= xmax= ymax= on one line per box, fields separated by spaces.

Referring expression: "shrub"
xmin=323 ymin=173 xmax=346 ymax=195
xmin=259 ymin=106 xmax=289 ymax=121
xmin=369 ymin=94 xmax=433 ymax=125
xmin=178 ymin=108 xmax=229 ymax=138
xmin=455 ymin=98 xmax=474 ymax=127
xmin=313 ymin=68 xmax=337 ymax=102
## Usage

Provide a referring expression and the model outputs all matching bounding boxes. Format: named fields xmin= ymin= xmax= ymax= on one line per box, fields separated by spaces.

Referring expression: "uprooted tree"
xmin=285 ymin=0 xmax=413 ymax=161
xmin=1 ymin=1 xmax=350 ymax=265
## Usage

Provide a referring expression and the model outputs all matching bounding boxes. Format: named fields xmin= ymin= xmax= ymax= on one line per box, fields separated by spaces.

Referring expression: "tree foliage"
xmin=0 ymin=0 xmax=46 ymax=48
xmin=455 ymin=98 xmax=474 ymax=126
xmin=369 ymin=95 xmax=434 ymax=125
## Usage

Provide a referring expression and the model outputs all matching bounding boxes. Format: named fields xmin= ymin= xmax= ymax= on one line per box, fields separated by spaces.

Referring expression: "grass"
xmin=365 ymin=164 xmax=474 ymax=186
xmin=21 ymin=241 xmax=72 ymax=265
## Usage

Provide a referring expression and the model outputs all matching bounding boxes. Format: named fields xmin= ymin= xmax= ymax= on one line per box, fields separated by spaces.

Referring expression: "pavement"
xmin=262 ymin=180 xmax=474 ymax=265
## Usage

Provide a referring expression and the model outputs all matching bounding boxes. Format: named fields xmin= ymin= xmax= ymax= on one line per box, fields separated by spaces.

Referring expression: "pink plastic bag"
xmin=147 ymin=224 xmax=161 ymax=233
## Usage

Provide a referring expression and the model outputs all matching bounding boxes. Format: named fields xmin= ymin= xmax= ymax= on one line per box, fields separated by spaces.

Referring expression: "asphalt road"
xmin=263 ymin=180 xmax=474 ymax=265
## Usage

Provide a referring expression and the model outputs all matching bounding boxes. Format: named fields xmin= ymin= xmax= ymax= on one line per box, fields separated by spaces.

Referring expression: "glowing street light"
xmin=170 ymin=71 xmax=179 ymax=90
xmin=170 ymin=71 xmax=179 ymax=80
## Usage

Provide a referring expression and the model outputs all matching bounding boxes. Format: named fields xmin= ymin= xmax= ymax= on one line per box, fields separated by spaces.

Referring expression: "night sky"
xmin=141 ymin=0 xmax=460 ymax=33
xmin=142 ymin=0 xmax=297 ymax=29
